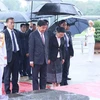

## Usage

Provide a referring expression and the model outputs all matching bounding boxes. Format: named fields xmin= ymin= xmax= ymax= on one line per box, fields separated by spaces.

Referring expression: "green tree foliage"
xmin=94 ymin=21 xmax=100 ymax=42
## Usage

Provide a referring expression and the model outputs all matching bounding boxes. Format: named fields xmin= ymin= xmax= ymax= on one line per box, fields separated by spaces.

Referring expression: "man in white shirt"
xmin=3 ymin=17 xmax=21 ymax=94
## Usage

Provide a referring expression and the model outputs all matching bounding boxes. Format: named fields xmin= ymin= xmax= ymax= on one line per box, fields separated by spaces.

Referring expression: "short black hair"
xmin=33 ymin=23 xmax=36 ymax=26
xmin=67 ymin=23 xmax=71 ymax=26
xmin=44 ymin=19 xmax=49 ymax=23
xmin=6 ymin=17 xmax=14 ymax=23
xmin=20 ymin=24 xmax=25 ymax=28
xmin=58 ymin=20 xmax=66 ymax=26
xmin=37 ymin=20 xmax=47 ymax=27
xmin=25 ymin=23 xmax=29 ymax=27
xmin=56 ymin=26 xmax=66 ymax=33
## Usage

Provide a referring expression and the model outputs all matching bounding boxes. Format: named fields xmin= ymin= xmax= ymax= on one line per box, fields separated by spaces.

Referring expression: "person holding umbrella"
xmin=58 ymin=20 xmax=74 ymax=86
xmin=85 ymin=20 xmax=95 ymax=62
xmin=47 ymin=26 xmax=65 ymax=87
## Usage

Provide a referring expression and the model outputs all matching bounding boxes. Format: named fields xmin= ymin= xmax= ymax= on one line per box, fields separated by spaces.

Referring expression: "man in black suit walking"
xmin=3 ymin=17 xmax=21 ymax=94
xmin=29 ymin=20 xmax=48 ymax=90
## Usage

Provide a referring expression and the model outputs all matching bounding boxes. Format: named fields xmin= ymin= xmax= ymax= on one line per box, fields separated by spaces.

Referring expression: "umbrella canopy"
xmin=0 ymin=1 xmax=8 ymax=11
xmin=33 ymin=3 xmax=81 ymax=15
xmin=0 ymin=11 xmax=30 ymax=23
xmin=25 ymin=0 xmax=62 ymax=3
xmin=0 ymin=23 xmax=4 ymax=31
xmin=66 ymin=16 xmax=89 ymax=35
xmin=48 ymin=16 xmax=89 ymax=36
xmin=26 ymin=12 xmax=53 ymax=20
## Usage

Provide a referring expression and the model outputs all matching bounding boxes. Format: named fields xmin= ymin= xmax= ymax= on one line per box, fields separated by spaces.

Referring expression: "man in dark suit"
xmin=29 ymin=20 xmax=48 ymax=90
xmin=3 ymin=17 xmax=21 ymax=94
xmin=59 ymin=20 xmax=74 ymax=86
xmin=25 ymin=23 xmax=33 ymax=79
xmin=19 ymin=24 xmax=27 ymax=77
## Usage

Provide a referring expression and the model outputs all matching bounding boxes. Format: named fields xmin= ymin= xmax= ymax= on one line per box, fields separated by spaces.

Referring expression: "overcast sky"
xmin=20 ymin=0 xmax=100 ymax=8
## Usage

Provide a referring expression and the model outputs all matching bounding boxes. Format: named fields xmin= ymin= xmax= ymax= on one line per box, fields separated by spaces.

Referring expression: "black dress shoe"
xmin=12 ymin=91 xmax=18 ymax=94
xmin=6 ymin=92 xmax=11 ymax=94
xmin=20 ymin=73 xmax=23 ymax=77
xmin=23 ymin=73 xmax=28 ymax=76
xmin=67 ymin=77 xmax=71 ymax=80
xmin=28 ymin=76 xmax=32 ymax=80
xmin=64 ymin=82 xmax=68 ymax=85
xmin=2 ymin=79 xmax=4 ymax=83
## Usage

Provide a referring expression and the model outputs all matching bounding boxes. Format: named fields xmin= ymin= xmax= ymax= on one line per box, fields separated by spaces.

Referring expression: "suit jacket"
xmin=66 ymin=31 xmax=74 ymax=57
xmin=19 ymin=31 xmax=28 ymax=55
xmin=3 ymin=29 xmax=21 ymax=63
xmin=48 ymin=35 xmax=65 ymax=62
xmin=29 ymin=30 xmax=48 ymax=65
xmin=25 ymin=29 xmax=33 ymax=54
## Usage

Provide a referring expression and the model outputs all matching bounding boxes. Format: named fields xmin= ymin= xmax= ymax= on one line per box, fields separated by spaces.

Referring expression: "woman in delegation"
xmin=47 ymin=26 xmax=65 ymax=88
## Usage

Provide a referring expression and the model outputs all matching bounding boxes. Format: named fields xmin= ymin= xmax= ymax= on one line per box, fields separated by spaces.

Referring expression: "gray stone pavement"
xmin=68 ymin=45 xmax=100 ymax=85
xmin=19 ymin=46 xmax=100 ymax=86
xmin=3 ymin=41 xmax=100 ymax=100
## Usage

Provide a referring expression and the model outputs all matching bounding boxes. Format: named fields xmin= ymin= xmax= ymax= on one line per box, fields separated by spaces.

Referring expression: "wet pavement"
xmin=2 ymin=41 xmax=100 ymax=100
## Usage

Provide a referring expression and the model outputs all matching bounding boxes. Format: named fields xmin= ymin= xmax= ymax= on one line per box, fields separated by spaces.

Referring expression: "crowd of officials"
xmin=0 ymin=17 xmax=74 ymax=95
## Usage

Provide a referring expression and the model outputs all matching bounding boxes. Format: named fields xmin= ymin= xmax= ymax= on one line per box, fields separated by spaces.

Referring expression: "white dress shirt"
xmin=7 ymin=28 xmax=19 ymax=51
xmin=38 ymin=30 xmax=45 ymax=44
xmin=56 ymin=36 xmax=61 ymax=58
xmin=65 ymin=33 xmax=69 ymax=47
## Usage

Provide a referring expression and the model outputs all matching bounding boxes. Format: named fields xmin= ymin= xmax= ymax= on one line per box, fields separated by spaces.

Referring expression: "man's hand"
xmin=30 ymin=62 xmax=34 ymax=68
xmin=62 ymin=59 xmax=65 ymax=64
xmin=4 ymin=56 xmax=7 ymax=59
xmin=70 ymin=56 xmax=73 ymax=58
xmin=26 ymin=53 xmax=29 ymax=57
xmin=48 ymin=60 xmax=51 ymax=64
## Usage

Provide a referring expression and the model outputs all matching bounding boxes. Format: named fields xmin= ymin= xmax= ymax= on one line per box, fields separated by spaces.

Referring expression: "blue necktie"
xmin=64 ymin=34 xmax=68 ymax=51
xmin=11 ymin=31 xmax=17 ymax=52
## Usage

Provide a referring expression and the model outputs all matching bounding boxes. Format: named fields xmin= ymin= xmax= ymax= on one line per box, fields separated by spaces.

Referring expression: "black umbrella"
xmin=33 ymin=3 xmax=81 ymax=15
xmin=26 ymin=12 xmax=53 ymax=21
xmin=25 ymin=0 xmax=62 ymax=21
xmin=0 ymin=11 xmax=30 ymax=23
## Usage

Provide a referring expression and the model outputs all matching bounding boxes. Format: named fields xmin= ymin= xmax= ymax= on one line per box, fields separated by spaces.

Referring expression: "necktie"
xmin=41 ymin=33 xmax=45 ymax=44
xmin=11 ymin=31 xmax=17 ymax=52
xmin=64 ymin=34 xmax=68 ymax=50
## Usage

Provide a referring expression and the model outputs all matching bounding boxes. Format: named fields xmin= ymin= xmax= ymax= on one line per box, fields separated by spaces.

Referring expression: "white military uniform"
xmin=0 ymin=33 xmax=7 ymax=95
xmin=86 ymin=27 xmax=95 ymax=62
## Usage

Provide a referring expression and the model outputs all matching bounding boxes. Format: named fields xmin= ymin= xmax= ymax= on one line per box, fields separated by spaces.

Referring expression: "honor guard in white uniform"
xmin=86 ymin=20 xmax=95 ymax=62
xmin=0 ymin=32 xmax=7 ymax=95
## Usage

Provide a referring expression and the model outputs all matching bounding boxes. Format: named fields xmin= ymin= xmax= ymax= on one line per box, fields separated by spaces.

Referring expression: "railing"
xmin=72 ymin=37 xmax=87 ymax=53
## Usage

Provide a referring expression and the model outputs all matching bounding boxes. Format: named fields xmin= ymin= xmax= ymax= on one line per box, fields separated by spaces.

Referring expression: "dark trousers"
xmin=61 ymin=49 xmax=70 ymax=85
xmin=32 ymin=62 xmax=47 ymax=90
xmin=26 ymin=57 xmax=32 ymax=77
xmin=20 ymin=54 xmax=27 ymax=75
xmin=4 ymin=52 xmax=19 ymax=94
